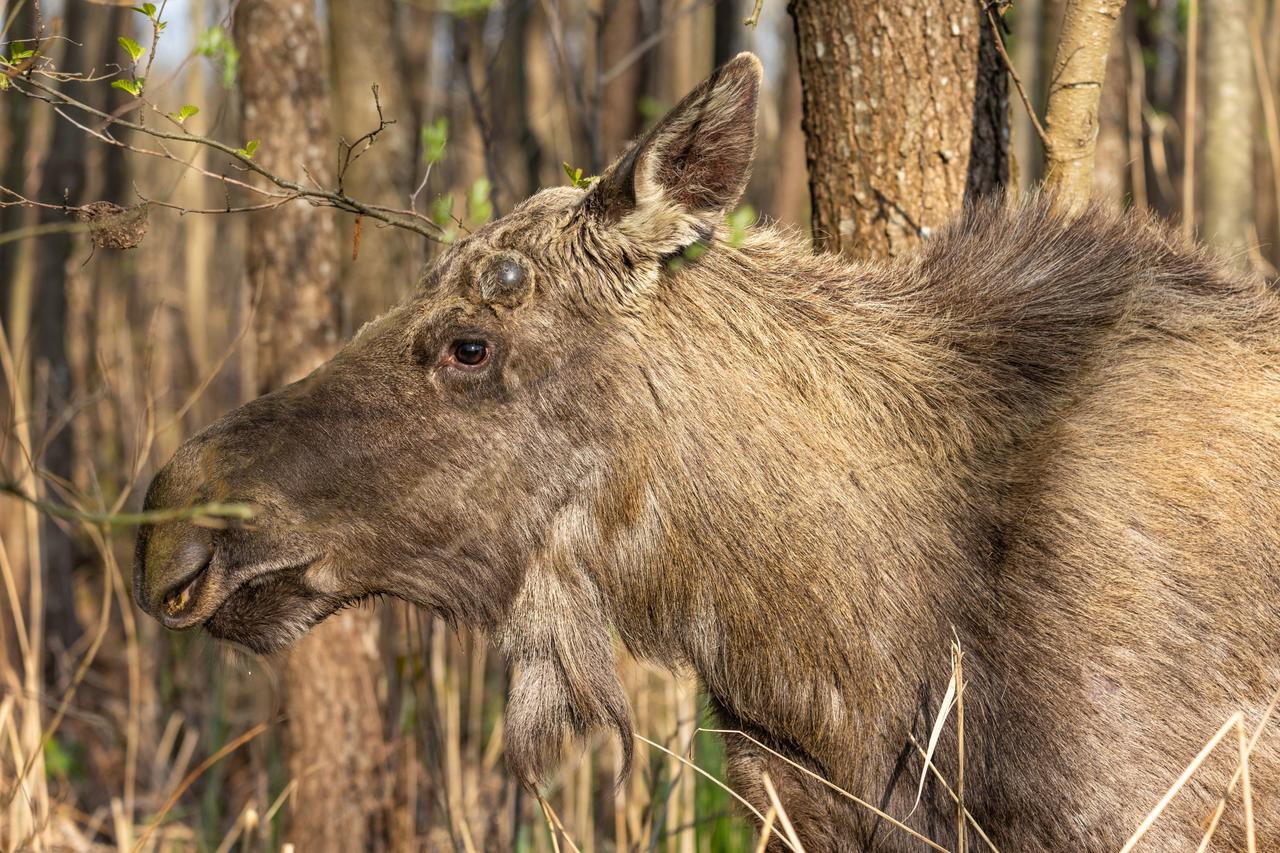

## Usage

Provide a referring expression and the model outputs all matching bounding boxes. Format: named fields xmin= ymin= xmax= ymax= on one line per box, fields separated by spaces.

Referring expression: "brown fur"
xmin=135 ymin=54 xmax=1280 ymax=850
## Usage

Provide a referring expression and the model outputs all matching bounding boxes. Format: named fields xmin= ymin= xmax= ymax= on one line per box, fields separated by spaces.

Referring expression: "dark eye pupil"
xmin=454 ymin=341 xmax=488 ymax=366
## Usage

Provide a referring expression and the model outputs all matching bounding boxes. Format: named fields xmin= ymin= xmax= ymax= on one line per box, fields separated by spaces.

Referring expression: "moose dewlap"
xmin=134 ymin=54 xmax=1280 ymax=850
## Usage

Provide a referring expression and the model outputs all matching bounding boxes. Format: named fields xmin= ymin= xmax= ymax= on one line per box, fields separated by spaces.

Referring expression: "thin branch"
xmin=6 ymin=71 xmax=445 ymax=240
xmin=0 ymin=481 xmax=252 ymax=527
xmin=983 ymin=1 xmax=1049 ymax=147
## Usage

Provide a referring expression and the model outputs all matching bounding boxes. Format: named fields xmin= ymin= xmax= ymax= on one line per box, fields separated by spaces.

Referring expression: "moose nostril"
xmin=143 ymin=526 xmax=215 ymax=618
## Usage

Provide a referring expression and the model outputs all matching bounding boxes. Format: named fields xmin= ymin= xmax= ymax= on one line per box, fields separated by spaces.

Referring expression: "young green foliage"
xmin=195 ymin=26 xmax=240 ymax=88
xmin=111 ymin=78 xmax=145 ymax=97
xmin=466 ymin=177 xmax=493 ymax=225
xmin=169 ymin=104 xmax=200 ymax=125
xmin=561 ymin=162 xmax=596 ymax=189
xmin=430 ymin=194 xmax=457 ymax=243
xmin=0 ymin=41 xmax=34 ymax=69
xmin=727 ymin=204 xmax=756 ymax=247
xmin=421 ymin=117 xmax=448 ymax=164
xmin=118 ymin=36 xmax=144 ymax=63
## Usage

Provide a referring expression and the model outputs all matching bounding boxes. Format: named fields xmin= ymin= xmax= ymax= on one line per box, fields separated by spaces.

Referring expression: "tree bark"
xmin=329 ymin=0 xmax=416 ymax=330
xmin=599 ymin=0 xmax=649 ymax=159
xmin=1092 ymin=8 xmax=1130 ymax=207
xmin=1201 ymin=0 xmax=1255 ymax=260
xmin=491 ymin=0 xmax=544 ymax=201
xmin=788 ymin=0 xmax=1009 ymax=260
xmin=1041 ymin=0 xmax=1128 ymax=211
xmin=235 ymin=2 xmax=387 ymax=848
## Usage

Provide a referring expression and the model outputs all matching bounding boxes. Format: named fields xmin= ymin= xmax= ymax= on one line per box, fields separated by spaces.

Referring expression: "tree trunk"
xmin=599 ymin=0 xmax=648 ymax=159
xmin=788 ymin=0 xmax=1009 ymax=260
xmin=491 ymin=0 xmax=544 ymax=201
xmin=235 ymin=2 xmax=387 ymax=848
xmin=1011 ymin=0 xmax=1048 ymax=191
xmin=714 ymin=0 xmax=744 ymax=68
xmin=1092 ymin=8 xmax=1130 ymax=207
xmin=1041 ymin=0 xmax=1128 ymax=211
xmin=32 ymin=0 xmax=126 ymax=684
xmin=329 ymin=0 xmax=416 ymax=331
xmin=1201 ymin=0 xmax=1255 ymax=260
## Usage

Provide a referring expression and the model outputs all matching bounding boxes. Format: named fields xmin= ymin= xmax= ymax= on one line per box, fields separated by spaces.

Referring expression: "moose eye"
xmin=450 ymin=340 xmax=490 ymax=367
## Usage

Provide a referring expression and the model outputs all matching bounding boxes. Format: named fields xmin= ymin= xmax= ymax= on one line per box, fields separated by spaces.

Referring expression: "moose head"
xmin=136 ymin=54 xmax=765 ymax=784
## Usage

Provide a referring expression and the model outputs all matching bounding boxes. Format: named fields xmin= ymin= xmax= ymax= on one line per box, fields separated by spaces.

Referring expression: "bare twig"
xmin=0 ymin=481 xmax=252 ymax=527
xmin=983 ymin=1 xmax=1049 ymax=147
xmin=4 ymin=70 xmax=444 ymax=241
xmin=336 ymin=84 xmax=395 ymax=194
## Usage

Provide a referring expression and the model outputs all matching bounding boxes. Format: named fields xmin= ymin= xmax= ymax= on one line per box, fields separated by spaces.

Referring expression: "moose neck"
xmin=586 ymin=221 xmax=1115 ymax=782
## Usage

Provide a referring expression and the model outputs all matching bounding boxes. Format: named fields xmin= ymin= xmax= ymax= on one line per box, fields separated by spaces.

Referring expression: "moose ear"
xmin=584 ymin=52 xmax=762 ymax=250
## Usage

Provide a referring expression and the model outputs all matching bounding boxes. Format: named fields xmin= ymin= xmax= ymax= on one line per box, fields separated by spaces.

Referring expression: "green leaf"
xmin=196 ymin=26 xmax=239 ymax=88
xmin=430 ymin=195 xmax=458 ymax=243
xmin=111 ymin=78 xmax=143 ymax=97
xmin=727 ymin=204 xmax=756 ymax=247
xmin=466 ymin=177 xmax=493 ymax=225
xmin=420 ymin=117 xmax=448 ymax=164
xmin=133 ymin=2 xmax=158 ymax=18
xmin=638 ymin=95 xmax=665 ymax=124
xmin=194 ymin=26 xmax=223 ymax=56
xmin=444 ymin=0 xmax=495 ymax=16
xmin=430 ymin=194 xmax=455 ymax=227
xmin=235 ymin=139 xmax=259 ymax=159
xmin=8 ymin=42 xmax=34 ymax=62
xmin=44 ymin=737 xmax=79 ymax=779
xmin=169 ymin=104 xmax=199 ymax=124
xmin=118 ymin=36 xmax=144 ymax=63
xmin=561 ymin=161 xmax=596 ymax=189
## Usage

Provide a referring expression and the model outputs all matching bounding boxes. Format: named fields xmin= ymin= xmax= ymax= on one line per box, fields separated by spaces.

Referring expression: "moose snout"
xmin=134 ymin=521 xmax=215 ymax=628
xmin=133 ymin=443 xmax=227 ymax=629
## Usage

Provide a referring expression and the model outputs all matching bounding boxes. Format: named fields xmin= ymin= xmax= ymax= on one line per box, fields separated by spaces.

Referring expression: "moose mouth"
xmin=158 ymin=547 xmax=325 ymax=651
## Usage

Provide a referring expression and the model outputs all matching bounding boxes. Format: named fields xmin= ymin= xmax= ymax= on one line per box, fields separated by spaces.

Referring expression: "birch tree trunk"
xmin=1201 ymin=0 xmax=1255 ymax=260
xmin=235 ymin=2 xmax=388 ymax=847
xmin=788 ymin=0 xmax=1009 ymax=260
xmin=1041 ymin=0 xmax=1127 ymax=211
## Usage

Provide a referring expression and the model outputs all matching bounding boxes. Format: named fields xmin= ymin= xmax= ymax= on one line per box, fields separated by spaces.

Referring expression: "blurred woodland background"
xmin=0 ymin=0 xmax=1275 ymax=849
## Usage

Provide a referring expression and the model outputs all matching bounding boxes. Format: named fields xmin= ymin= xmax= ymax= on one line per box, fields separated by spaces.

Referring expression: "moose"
xmin=135 ymin=54 xmax=1280 ymax=850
